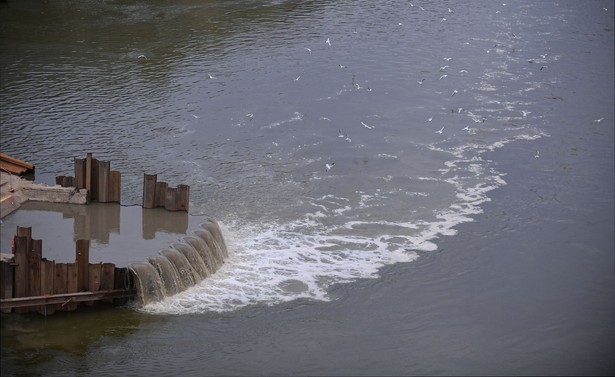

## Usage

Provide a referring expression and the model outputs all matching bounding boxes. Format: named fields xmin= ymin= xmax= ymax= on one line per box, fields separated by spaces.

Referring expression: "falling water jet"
xmin=159 ymin=249 xmax=199 ymax=288
xmin=128 ymin=218 xmax=230 ymax=306
xmin=191 ymin=230 xmax=225 ymax=268
xmin=183 ymin=235 xmax=221 ymax=271
xmin=128 ymin=261 xmax=166 ymax=306
xmin=200 ymin=219 xmax=229 ymax=258
xmin=170 ymin=241 xmax=211 ymax=280
xmin=147 ymin=255 xmax=186 ymax=296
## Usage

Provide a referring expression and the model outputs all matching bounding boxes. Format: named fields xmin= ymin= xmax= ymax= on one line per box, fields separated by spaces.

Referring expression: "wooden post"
xmin=15 ymin=227 xmax=33 ymax=312
xmin=113 ymin=267 xmax=131 ymax=305
xmin=155 ymin=181 xmax=168 ymax=208
xmin=29 ymin=239 xmax=42 ymax=298
xmin=165 ymin=187 xmax=179 ymax=211
xmin=75 ymin=239 xmax=90 ymax=292
xmin=13 ymin=235 xmax=29 ymax=299
xmin=90 ymin=157 xmax=99 ymax=201
xmin=143 ymin=174 xmax=157 ymax=209
xmin=65 ymin=262 xmax=79 ymax=311
xmin=88 ymin=263 xmax=101 ymax=292
xmin=74 ymin=157 xmax=86 ymax=189
xmin=16 ymin=226 xmax=32 ymax=253
xmin=13 ymin=235 xmax=29 ymax=313
xmin=109 ymin=170 xmax=121 ymax=203
xmin=178 ymin=184 xmax=190 ymax=212
xmin=40 ymin=259 xmax=56 ymax=315
xmin=85 ymin=153 xmax=93 ymax=201
xmin=97 ymin=160 xmax=110 ymax=202
xmin=100 ymin=263 xmax=115 ymax=304
xmin=86 ymin=263 xmax=102 ymax=307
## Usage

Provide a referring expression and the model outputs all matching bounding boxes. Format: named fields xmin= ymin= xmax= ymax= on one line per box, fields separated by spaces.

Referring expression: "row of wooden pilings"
xmin=56 ymin=153 xmax=190 ymax=212
xmin=0 ymin=153 xmax=193 ymax=315
xmin=0 ymin=227 xmax=135 ymax=315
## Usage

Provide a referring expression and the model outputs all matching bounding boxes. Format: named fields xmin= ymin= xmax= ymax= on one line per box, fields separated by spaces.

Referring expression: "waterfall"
xmin=171 ymin=241 xmax=211 ymax=279
xmin=200 ymin=219 xmax=229 ymax=259
xmin=128 ymin=262 xmax=166 ymax=306
xmin=128 ymin=218 xmax=230 ymax=306
xmin=147 ymin=255 xmax=185 ymax=296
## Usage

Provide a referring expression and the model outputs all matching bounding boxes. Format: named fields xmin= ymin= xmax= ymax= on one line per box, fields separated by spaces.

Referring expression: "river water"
xmin=1 ymin=0 xmax=613 ymax=375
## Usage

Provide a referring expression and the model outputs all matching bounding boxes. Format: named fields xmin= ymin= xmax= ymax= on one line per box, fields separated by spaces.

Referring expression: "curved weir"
xmin=128 ymin=218 xmax=229 ymax=306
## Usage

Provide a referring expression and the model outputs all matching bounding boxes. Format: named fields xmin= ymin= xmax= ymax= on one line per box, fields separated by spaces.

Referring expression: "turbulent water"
xmin=1 ymin=0 xmax=613 ymax=375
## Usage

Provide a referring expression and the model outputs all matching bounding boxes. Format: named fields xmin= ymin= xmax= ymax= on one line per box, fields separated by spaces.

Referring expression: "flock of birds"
xmin=148 ymin=3 xmax=608 ymax=172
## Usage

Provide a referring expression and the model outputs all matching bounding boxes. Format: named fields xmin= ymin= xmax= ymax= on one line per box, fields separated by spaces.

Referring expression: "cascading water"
xmin=128 ymin=218 xmax=230 ymax=306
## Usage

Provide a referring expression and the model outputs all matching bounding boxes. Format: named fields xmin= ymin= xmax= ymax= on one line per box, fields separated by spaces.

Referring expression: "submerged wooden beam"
xmin=0 ymin=289 xmax=136 ymax=310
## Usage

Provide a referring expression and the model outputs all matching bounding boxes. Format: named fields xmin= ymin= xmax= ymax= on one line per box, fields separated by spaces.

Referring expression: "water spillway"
xmin=128 ymin=218 xmax=229 ymax=306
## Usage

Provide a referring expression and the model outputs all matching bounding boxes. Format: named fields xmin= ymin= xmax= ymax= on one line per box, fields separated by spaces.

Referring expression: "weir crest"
xmin=128 ymin=218 xmax=229 ymax=306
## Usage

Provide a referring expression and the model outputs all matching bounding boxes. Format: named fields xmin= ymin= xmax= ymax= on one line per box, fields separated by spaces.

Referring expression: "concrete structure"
xmin=1 ymin=171 xmax=87 ymax=219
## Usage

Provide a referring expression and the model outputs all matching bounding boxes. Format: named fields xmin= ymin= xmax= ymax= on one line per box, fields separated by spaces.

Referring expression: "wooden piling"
xmin=109 ymin=170 xmax=121 ymax=203
xmin=165 ymin=187 xmax=179 ymax=211
xmin=143 ymin=174 xmax=157 ymax=209
xmin=90 ymin=156 xmax=99 ymax=201
xmin=65 ymin=262 xmax=79 ymax=311
xmin=143 ymin=174 xmax=189 ymax=212
xmin=178 ymin=184 xmax=190 ymax=212
xmin=13 ymin=236 xmax=29 ymax=299
xmin=97 ymin=160 xmax=110 ymax=203
xmin=75 ymin=157 xmax=86 ymax=190
xmin=85 ymin=153 xmax=93 ymax=201
xmin=155 ymin=181 xmax=168 ymax=208
xmin=29 ymin=239 xmax=42 ymax=298
xmin=76 ymin=239 xmax=90 ymax=292
xmin=40 ymin=259 xmax=56 ymax=315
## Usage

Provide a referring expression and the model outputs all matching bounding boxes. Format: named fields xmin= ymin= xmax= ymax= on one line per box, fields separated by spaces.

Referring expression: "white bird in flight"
xmin=326 ymin=38 xmax=331 ymax=46
xmin=439 ymin=74 xmax=448 ymax=80
xmin=304 ymin=47 xmax=312 ymax=54
xmin=325 ymin=162 xmax=335 ymax=171
xmin=435 ymin=126 xmax=444 ymax=134
xmin=593 ymin=117 xmax=604 ymax=122
xmin=361 ymin=121 xmax=374 ymax=129
xmin=452 ymin=89 xmax=458 ymax=96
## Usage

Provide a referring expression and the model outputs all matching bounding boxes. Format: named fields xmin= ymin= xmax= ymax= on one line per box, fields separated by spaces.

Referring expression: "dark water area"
xmin=1 ymin=0 xmax=614 ymax=375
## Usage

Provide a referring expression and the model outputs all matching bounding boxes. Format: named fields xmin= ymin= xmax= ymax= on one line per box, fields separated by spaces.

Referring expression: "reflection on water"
xmin=0 ymin=201 xmax=200 ymax=266
xmin=0 ymin=307 xmax=163 ymax=368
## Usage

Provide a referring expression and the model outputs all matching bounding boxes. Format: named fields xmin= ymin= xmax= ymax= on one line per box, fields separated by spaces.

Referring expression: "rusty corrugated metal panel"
xmin=0 ymin=153 xmax=35 ymax=175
